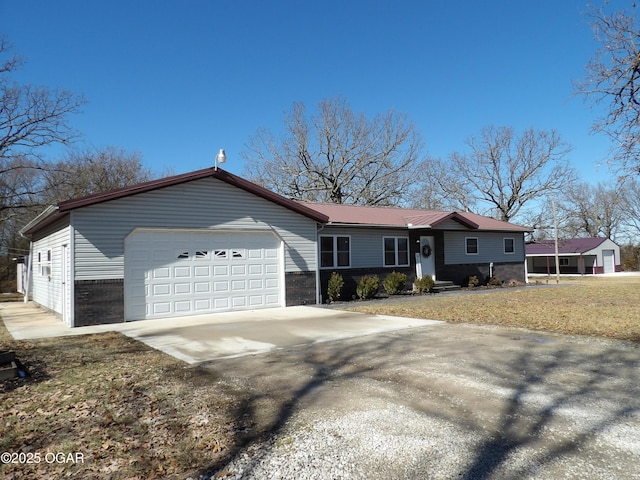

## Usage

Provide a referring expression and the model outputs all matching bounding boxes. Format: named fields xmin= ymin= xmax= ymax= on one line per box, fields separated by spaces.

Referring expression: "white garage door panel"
xmin=125 ymin=230 xmax=283 ymax=320
xmin=602 ymin=250 xmax=615 ymax=274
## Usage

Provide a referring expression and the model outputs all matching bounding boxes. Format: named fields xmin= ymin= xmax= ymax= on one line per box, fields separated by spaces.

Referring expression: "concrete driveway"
xmin=0 ymin=302 xmax=442 ymax=363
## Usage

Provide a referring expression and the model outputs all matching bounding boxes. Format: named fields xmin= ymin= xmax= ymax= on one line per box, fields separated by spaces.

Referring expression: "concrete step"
xmin=432 ymin=281 xmax=462 ymax=293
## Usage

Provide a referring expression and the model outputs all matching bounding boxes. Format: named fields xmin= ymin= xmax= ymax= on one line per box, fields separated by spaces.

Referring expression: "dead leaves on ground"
xmin=0 ymin=331 xmax=236 ymax=479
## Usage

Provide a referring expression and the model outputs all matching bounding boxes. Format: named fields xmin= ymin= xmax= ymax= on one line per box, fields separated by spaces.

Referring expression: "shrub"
xmin=326 ymin=272 xmax=344 ymax=303
xmin=356 ymin=275 xmax=379 ymax=299
xmin=383 ymin=271 xmax=407 ymax=295
xmin=413 ymin=275 xmax=434 ymax=293
xmin=487 ymin=276 xmax=502 ymax=286
xmin=467 ymin=275 xmax=480 ymax=288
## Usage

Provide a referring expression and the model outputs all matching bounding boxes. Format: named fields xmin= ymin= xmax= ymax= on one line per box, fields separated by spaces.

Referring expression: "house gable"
xmin=21 ymin=167 xmax=328 ymax=236
xmin=71 ymin=176 xmax=320 ymax=280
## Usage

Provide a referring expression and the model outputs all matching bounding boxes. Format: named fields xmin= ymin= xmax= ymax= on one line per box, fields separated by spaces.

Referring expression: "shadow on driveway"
xmin=199 ymin=322 xmax=640 ymax=479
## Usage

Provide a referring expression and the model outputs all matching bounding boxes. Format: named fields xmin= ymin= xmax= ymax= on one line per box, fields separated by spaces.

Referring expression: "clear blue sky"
xmin=1 ymin=0 xmax=617 ymax=184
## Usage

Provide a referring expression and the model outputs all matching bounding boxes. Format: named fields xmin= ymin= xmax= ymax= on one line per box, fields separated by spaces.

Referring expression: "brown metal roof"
xmin=22 ymin=167 xmax=530 ymax=236
xmin=22 ymin=168 xmax=328 ymax=236
xmin=299 ymin=202 xmax=530 ymax=232
xmin=526 ymin=237 xmax=612 ymax=255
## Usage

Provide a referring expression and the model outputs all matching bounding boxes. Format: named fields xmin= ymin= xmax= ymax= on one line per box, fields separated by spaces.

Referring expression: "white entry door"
xmin=418 ymin=236 xmax=435 ymax=280
xmin=124 ymin=230 xmax=283 ymax=320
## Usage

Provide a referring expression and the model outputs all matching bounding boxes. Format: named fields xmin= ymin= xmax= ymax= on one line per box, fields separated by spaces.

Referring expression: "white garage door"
xmin=602 ymin=249 xmax=615 ymax=274
xmin=125 ymin=230 xmax=283 ymax=320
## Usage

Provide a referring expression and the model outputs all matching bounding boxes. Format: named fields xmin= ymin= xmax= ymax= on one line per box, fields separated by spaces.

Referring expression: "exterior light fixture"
xmin=215 ymin=148 xmax=226 ymax=170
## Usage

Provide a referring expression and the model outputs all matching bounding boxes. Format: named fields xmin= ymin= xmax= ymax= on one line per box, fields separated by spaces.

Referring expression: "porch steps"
xmin=432 ymin=280 xmax=462 ymax=293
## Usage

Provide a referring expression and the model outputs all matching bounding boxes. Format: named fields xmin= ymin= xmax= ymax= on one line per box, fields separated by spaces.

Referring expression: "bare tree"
xmin=43 ymin=146 xmax=154 ymax=203
xmin=415 ymin=126 xmax=576 ymax=223
xmin=620 ymin=177 xmax=640 ymax=239
xmin=0 ymin=37 xmax=85 ymax=225
xmin=0 ymin=37 xmax=85 ymax=163
xmin=558 ymin=181 xmax=625 ymax=240
xmin=577 ymin=4 xmax=640 ymax=175
xmin=412 ymin=155 xmax=482 ymax=213
xmin=242 ymin=96 xmax=424 ymax=206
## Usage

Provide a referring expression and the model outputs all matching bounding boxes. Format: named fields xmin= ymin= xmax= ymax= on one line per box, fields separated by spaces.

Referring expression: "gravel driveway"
xmin=198 ymin=321 xmax=640 ymax=480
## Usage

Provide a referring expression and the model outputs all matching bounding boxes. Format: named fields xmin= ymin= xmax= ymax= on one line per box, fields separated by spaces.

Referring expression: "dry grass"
xmin=0 ymin=327 xmax=241 ymax=479
xmin=1 ymin=276 xmax=638 ymax=478
xmin=350 ymin=276 xmax=640 ymax=342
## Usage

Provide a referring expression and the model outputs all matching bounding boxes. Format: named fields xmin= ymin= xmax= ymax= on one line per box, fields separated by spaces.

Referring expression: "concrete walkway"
xmin=0 ymin=302 xmax=443 ymax=364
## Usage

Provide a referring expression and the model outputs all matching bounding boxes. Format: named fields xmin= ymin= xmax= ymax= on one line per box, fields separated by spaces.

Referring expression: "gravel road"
xmin=198 ymin=321 xmax=640 ymax=480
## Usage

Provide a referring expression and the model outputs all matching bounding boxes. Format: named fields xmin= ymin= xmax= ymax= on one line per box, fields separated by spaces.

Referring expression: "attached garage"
xmin=125 ymin=229 xmax=284 ymax=320
xmin=20 ymin=168 xmax=328 ymax=327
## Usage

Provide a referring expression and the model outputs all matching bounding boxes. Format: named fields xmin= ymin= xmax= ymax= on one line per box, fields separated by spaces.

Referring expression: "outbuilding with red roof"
xmin=525 ymin=237 xmax=621 ymax=275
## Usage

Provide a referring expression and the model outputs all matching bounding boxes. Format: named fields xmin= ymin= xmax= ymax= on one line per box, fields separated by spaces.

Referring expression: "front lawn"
xmin=349 ymin=276 xmax=640 ymax=342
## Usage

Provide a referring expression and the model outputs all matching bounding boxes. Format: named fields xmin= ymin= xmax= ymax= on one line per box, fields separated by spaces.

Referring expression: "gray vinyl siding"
xmin=31 ymin=217 xmax=71 ymax=315
xmin=586 ymin=239 xmax=620 ymax=268
xmin=320 ymin=226 xmax=409 ymax=269
xmin=72 ymin=177 xmax=317 ymax=280
xmin=444 ymin=231 xmax=525 ymax=264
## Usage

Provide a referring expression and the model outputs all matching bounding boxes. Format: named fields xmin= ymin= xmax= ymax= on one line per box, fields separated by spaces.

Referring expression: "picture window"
xmin=383 ymin=237 xmax=409 ymax=267
xmin=320 ymin=236 xmax=350 ymax=268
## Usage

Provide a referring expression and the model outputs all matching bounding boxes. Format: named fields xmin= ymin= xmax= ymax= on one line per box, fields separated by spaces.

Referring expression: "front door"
xmin=418 ymin=236 xmax=435 ymax=280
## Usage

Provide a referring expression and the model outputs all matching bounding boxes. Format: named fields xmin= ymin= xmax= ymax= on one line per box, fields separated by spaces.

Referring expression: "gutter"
xmin=326 ymin=222 xmax=409 ymax=229
xmin=19 ymin=205 xmax=59 ymax=238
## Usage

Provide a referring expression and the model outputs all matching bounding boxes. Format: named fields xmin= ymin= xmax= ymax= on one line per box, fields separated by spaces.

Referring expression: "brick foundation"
xmin=74 ymin=279 xmax=125 ymax=326
xmin=285 ymin=271 xmax=317 ymax=306
xmin=319 ymin=267 xmax=414 ymax=302
xmin=438 ymin=262 xmax=526 ymax=286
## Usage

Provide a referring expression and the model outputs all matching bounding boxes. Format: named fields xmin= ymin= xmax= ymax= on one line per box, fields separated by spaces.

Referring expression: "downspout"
xmin=24 ymin=242 xmax=33 ymax=303
xmin=69 ymin=217 xmax=76 ymax=327
xmin=316 ymin=222 xmax=325 ymax=304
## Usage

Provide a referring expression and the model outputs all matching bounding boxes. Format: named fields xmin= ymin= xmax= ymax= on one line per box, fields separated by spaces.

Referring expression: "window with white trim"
xmin=320 ymin=235 xmax=350 ymax=268
xmin=504 ymin=237 xmax=515 ymax=254
xmin=41 ymin=249 xmax=52 ymax=277
xmin=466 ymin=237 xmax=478 ymax=255
xmin=559 ymin=257 xmax=569 ymax=266
xmin=383 ymin=237 xmax=409 ymax=267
